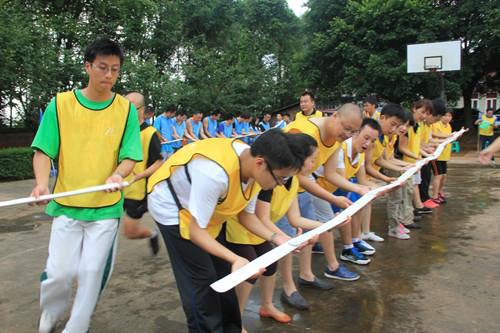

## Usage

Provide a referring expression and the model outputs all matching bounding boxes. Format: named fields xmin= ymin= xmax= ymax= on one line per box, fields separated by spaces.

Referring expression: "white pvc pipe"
xmin=0 ymin=182 xmax=129 ymax=208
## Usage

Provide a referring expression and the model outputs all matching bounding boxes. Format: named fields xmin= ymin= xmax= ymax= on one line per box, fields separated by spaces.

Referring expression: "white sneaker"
xmin=361 ymin=232 xmax=384 ymax=242
xmin=388 ymin=228 xmax=410 ymax=240
xmin=38 ymin=311 xmax=56 ymax=333
xmin=399 ymin=224 xmax=410 ymax=234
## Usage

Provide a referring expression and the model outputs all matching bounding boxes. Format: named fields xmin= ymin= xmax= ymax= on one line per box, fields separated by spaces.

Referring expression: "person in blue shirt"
xmin=234 ymin=113 xmax=251 ymax=143
xmin=274 ymin=113 xmax=286 ymax=129
xmin=217 ymin=114 xmax=236 ymax=138
xmin=259 ymin=112 xmax=272 ymax=132
xmin=203 ymin=110 xmax=221 ymax=138
xmin=186 ymin=111 xmax=205 ymax=143
xmin=144 ymin=108 xmax=154 ymax=126
xmin=171 ymin=111 xmax=187 ymax=152
xmin=154 ymin=106 xmax=176 ymax=160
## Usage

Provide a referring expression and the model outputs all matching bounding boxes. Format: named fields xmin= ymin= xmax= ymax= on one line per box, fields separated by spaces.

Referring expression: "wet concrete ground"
xmin=1 ymin=165 xmax=499 ymax=333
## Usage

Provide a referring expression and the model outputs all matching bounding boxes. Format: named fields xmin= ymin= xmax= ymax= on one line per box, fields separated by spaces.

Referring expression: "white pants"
xmin=40 ymin=216 xmax=119 ymax=333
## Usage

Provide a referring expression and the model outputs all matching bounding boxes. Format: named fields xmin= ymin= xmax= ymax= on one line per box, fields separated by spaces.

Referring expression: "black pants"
xmin=157 ymin=223 xmax=241 ymax=333
xmin=480 ymin=135 xmax=495 ymax=161
xmin=419 ymin=163 xmax=432 ymax=202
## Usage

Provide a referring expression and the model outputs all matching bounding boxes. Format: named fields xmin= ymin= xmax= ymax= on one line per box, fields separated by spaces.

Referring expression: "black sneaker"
xmin=406 ymin=222 xmax=422 ymax=229
xmin=312 ymin=242 xmax=324 ymax=254
xmin=415 ymin=207 xmax=432 ymax=214
xmin=413 ymin=215 xmax=423 ymax=222
xmin=149 ymin=233 xmax=160 ymax=256
xmin=280 ymin=291 xmax=310 ymax=310
xmin=298 ymin=276 xmax=334 ymax=290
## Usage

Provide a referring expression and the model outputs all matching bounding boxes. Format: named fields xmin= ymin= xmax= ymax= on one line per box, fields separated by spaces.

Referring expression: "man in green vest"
xmin=31 ymin=38 xmax=142 ymax=333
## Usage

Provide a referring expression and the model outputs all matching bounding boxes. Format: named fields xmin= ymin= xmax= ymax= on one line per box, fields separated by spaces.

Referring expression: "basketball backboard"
xmin=407 ymin=40 xmax=461 ymax=73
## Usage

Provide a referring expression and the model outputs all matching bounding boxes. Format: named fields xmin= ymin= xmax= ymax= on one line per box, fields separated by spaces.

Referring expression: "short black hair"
xmin=404 ymin=110 xmax=416 ymax=127
xmin=360 ymin=118 xmax=382 ymax=134
xmin=486 ymin=107 xmax=495 ymax=113
xmin=210 ymin=110 xmax=222 ymax=116
xmin=84 ymin=38 xmax=124 ymax=65
xmin=262 ymin=111 xmax=272 ymax=117
xmin=283 ymin=113 xmax=290 ymax=118
xmin=192 ymin=110 xmax=203 ymax=115
xmin=431 ymin=99 xmax=446 ymax=116
xmin=300 ymin=91 xmax=315 ymax=101
xmin=251 ymin=129 xmax=308 ymax=171
xmin=176 ymin=111 xmax=186 ymax=117
xmin=287 ymin=133 xmax=318 ymax=165
xmin=222 ymin=113 xmax=233 ymax=121
xmin=239 ymin=113 xmax=251 ymax=119
xmin=380 ymin=103 xmax=406 ymax=122
xmin=364 ymin=96 xmax=378 ymax=107
xmin=166 ymin=105 xmax=177 ymax=113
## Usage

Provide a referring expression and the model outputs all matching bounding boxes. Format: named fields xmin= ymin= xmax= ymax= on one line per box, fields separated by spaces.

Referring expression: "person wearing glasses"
xmin=147 ymin=129 xmax=311 ymax=333
xmin=31 ymin=38 xmax=142 ymax=333
xmin=223 ymin=134 xmax=320 ymax=328
xmin=281 ymin=103 xmax=363 ymax=296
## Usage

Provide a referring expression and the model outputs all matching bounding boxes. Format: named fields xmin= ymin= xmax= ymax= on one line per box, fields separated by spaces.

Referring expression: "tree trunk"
xmin=462 ymin=86 xmax=473 ymax=129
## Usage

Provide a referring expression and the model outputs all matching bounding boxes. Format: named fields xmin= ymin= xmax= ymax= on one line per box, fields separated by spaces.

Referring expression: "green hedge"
xmin=0 ymin=147 xmax=34 ymax=181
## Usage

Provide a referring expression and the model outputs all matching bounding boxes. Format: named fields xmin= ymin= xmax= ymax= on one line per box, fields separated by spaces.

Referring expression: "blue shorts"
xmin=275 ymin=191 xmax=315 ymax=237
xmin=331 ymin=177 xmax=362 ymax=213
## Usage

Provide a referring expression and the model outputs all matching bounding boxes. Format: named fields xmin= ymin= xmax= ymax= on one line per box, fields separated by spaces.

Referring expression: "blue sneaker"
xmin=353 ymin=240 xmax=376 ymax=256
xmin=324 ymin=263 xmax=360 ymax=281
xmin=340 ymin=247 xmax=371 ymax=265
xmin=312 ymin=242 xmax=324 ymax=254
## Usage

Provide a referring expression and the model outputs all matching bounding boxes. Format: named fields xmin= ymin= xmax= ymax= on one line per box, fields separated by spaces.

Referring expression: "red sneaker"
xmin=423 ymin=199 xmax=439 ymax=208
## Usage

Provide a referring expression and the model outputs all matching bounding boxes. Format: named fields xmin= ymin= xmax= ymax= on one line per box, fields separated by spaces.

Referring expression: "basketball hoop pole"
xmin=428 ymin=68 xmax=446 ymax=102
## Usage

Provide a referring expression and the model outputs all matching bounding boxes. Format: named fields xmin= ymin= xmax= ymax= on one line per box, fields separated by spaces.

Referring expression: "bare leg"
xmin=361 ymin=203 xmax=372 ymax=234
xmin=122 ymin=215 xmax=152 ymax=239
xmin=439 ymin=174 xmax=447 ymax=194
xmin=432 ymin=174 xmax=442 ymax=199
xmin=319 ymin=231 xmax=339 ymax=271
xmin=235 ymin=282 xmax=254 ymax=317
xmin=340 ymin=223 xmax=352 ymax=246
xmin=260 ymin=275 xmax=288 ymax=318
xmin=280 ymin=254 xmax=297 ymax=296
xmin=351 ymin=212 xmax=362 ymax=239
xmin=413 ymin=185 xmax=423 ymax=208
xmin=298 ymin=244 xmax=315 ymax=281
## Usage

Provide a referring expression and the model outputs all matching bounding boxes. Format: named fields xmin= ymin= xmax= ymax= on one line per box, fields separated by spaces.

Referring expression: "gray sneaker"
xmin=280 ymin=291 xmax=310 ymax=310
xmin=298 ymin=276 xmax=334 ymax=290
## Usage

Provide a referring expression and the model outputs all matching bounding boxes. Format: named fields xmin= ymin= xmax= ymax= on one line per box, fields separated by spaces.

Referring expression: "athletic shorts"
xmin=412 ymin=171 xmax=422 ymax=185
xmin=275 ymin=191 xmax=314 ymax=237
xmin=433 ymin=160 xmax=448 ymax=175
xmin=331 ymin=178 xmax=363 ymax=214
xmin=123 ymin=198 xmax=148 ymax=219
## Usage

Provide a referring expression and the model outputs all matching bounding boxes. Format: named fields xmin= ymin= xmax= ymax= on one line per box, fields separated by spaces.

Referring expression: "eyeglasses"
xmin=265 ymin=160 xmax=291 ymax=186
xmin=92 ymin=63 xmax=120 ymax=75
xmin=339 ymin=117 xmax=359 ymax=137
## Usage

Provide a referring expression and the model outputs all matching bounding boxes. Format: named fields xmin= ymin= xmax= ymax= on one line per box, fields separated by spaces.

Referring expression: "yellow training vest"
xmin=124 ymin=126 xmax=158 ymax=200
xmin=479 ymin=115 xmax=497 ymax=136
xmin=53 ymin=91 xmax=130 ymax=208
xmin=432 ymin=121 xmax=452 ymax=161
xmin=370 ymin=136 xmax=389 ymax=171
xmin=295 ymin=110 xmax=323 ymax=120
xmin=285 ymin=118 xmax=339 ymax=192
xmin=147 ymin=138 xmax=261 ymax=239
xmin=386 ymin=135 xmax=398 ymax=158
xmin=420 ymin=122 xmax=431 ymax=144
xmin=403 ymin=125 xmax=422 ymax=163
xmin=317 ymin=141 xmax=365 ymax=192
xmin=226 ymin=177 xmax=299 ymax=245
